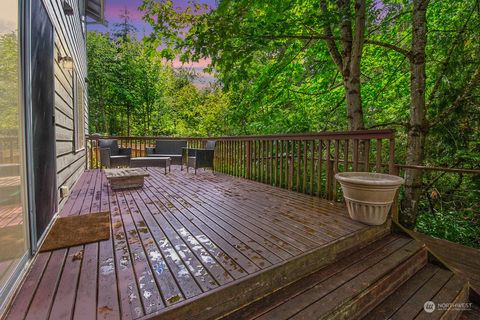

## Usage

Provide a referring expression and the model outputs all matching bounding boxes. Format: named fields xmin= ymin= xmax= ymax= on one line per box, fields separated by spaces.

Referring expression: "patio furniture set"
xmin=99 ymin=139 xmax=216 ymax=190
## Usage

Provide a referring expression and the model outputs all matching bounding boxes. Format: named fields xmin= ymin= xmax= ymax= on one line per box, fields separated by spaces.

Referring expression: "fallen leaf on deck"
xmin=72 ymin=250 xmax=84 ymax=261
xmin=98 ymin=305 xmax=113 ymax=315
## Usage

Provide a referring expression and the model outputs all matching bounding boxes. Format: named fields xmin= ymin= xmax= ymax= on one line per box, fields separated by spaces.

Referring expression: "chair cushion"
xmin=155 ymin=140 xmax=187 ymax=155
xmin=147 ymin=154 xmax=182 ymax=158
xmin=205 ymin=140 xmax=216 ymax=150
xmin=99 ymin=139 xmax=119 ymax=155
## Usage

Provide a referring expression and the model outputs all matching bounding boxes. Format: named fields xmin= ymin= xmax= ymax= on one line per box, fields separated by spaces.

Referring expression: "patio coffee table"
xmin=130 ymin=157 xmax=171 ymax=174
xmin=104 ymin=168 xmax=150 ymax=190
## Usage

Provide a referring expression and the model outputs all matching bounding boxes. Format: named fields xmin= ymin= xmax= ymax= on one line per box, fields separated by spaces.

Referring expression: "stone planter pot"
xmin=335 ymin=172 xmax=405 ymax=225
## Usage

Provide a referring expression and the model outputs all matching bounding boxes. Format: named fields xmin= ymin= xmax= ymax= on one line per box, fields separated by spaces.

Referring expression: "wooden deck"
xmin=401 ymin=227 xmax=480 ymax=295
xmin=4 ymin=167 xmax=388 ymax=320
xmin=227 ymin=233 xmax=469 ymax=320
xmin=0 ymin=206 xmax=25 ymax=287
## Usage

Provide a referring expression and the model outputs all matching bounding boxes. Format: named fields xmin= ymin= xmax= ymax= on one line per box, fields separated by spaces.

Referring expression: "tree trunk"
xmin=344 ymin=75 xmax=364 ymax=130
xmin=401 ymin=0 xmax=429 ymax=228
xmin=321 ymin=0 xmax=366 ymax=131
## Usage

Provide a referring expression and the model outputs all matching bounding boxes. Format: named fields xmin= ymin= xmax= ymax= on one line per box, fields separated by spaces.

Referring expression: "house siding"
xmin=43 ymin=0 xmax=88 ymax=208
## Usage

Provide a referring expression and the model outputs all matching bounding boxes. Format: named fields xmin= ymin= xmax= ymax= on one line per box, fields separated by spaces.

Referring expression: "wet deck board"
xmin=401 ymin=227 xmax=480 ymax=295
xmin=5 ymin=168 xmax=375 ymax=320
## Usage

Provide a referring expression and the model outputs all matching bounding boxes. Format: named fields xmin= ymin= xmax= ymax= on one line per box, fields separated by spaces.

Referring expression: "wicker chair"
xmin=146 ymin=140 xmax=187 ymax=166
xmin=99 ymin=139 xmax=131 ymax=168
xmin=184 ymin=140 xmax=216 ymax=174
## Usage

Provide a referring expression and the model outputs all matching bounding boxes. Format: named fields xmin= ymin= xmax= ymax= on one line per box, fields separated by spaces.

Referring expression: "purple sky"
xmin=88 ymin=0 xmax=217 ymax=88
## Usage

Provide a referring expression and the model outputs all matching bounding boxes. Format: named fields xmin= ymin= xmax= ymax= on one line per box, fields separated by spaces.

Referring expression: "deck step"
xmin=365 ymin=265 xmax=469 ymax=320
xmin=223 ymin=233 xmax=473 ymax=320
xmin=460 ymin=303 xmax=480 ymax=320
xmin=222 ymin=234 xmax=428 ymax=320
xmin=140 ymin=224 xmax=389 ymax=320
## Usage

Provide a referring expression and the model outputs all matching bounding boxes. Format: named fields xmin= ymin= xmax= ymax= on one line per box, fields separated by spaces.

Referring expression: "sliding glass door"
xmin=0 ymin=0 xmax=30 ymax=301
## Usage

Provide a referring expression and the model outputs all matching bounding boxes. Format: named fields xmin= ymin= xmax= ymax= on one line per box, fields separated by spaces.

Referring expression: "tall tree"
xmin=320 ymin=0 xmax=366 ymax=130
xmin=401 ymin=0 xmax=429 ymax=228
xmin=113 ymin=7 xmax=138 ymax=41
xmin=140 ymin=0 xmax=373 ymax=130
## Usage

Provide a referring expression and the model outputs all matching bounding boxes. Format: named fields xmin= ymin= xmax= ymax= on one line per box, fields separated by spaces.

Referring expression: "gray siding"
xmin=43 ymin=0 xmax=88 ymax=208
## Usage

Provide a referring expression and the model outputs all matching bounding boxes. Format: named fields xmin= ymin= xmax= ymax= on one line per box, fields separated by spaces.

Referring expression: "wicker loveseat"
xmin=146 ymin=140 xmax=187 ymax=166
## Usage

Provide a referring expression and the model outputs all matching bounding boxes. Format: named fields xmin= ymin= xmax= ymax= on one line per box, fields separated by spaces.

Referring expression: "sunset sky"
xmin=89 ymin=0 xmax=217 ymax=88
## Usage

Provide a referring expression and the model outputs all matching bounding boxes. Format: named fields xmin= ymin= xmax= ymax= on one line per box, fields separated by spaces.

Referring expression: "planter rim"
xmin=335 ymin=172 xmax=405 ymax=187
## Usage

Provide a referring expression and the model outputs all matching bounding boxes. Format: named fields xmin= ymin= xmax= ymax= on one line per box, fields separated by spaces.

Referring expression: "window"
xmin=0 ymin=0 xmax=29 ymax=296
xmin=74 ymin=72 xmax=85 ymax=150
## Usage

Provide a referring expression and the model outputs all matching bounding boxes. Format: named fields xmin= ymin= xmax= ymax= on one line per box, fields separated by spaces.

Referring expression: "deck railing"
xmin=86 ymin=129 xmax=396 ymax=201
xmin=0 ymin=135 xmax=20 ymax=164
xmin=396 ymin=164 xmax=480 ymax=214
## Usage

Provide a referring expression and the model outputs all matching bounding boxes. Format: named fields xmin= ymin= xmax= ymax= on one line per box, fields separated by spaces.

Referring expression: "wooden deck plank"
xmin=114 ymin=191 xmax=164 ymax=314
xmin=391 ymin=268 xmax=453 ymax=320
xmin=165 ymin=173 xmax=321 ymax=252
xmin=23 ymin=172 xmax=95 ymax=320
xmin=109 ymin=184 xmax=144 ymax=319
xmin=258 ymin=181 xmax=363 ymax=230
xmin=73 ymin=170 xmax=104 ymax=319
xmin=5 ymin=168 xmax=388 ymax=320
xmin=138 ymin=186 xmax=219 ymax=296
xmin=415 ymin=274 xmax=469 ymax=320
xmin=137 ymin=186 xmax=246 ymax=282
xmin=122 ymin=190 xmax=219 ymax=296
xmin=142 ymin=180 xmax=260 ymax=275
xmin=162 ymin=179 xmax=295 ymax=261
xmin=73 ymin=242 xmax=99 ymax=320
xmin=125 ymin=190 xmax=234 ymax=293
xmin=5 ymin=253 xmax=51 ymax=320
xmin=134 ymin=187 xmax=207 ymax=298
xmin=0 ymin=206 xmax=22 ymax=228
xmin=58 ymin=170 xmax=90 ymax=217
xmin=48 ymin=245 xmax=84 ymax=319
xmin=67 ymin=170 xmax=96 ymax=215
xmin=50 ymin=171 xmax=99 ymax=319
xmin=225 ymin=234 xmax=401 ymax=320
xmin=24 ymin=250 xmax=67 ymax=320
xmin=290 ymin=241 xmax=426 ymax=319
xmin=208 ymin=171 xmax=359 ymax=224
xmin=96 ymin=173 xmax=121 ymax=320
xmin=78 ymin=169 xmax=100 ymax=216
xmin=363 ymin=265 xmax=439 ymax=320
xmin=153 ymin=175 xmax=287 ymax=265
xmin=256 ymin=238 xmax=414 ymax=320
xmin=149 ymin=177 xmax=273 ymax=270
xmin=165 ymin=172 xmax=326 ymax=254
xmin=124 ymin=190 xmax=189 ymax=306
xmin=402 ymin=227 xmax=480 ymax=294
xmin=175 ymin=173 xmax=363 ymax=244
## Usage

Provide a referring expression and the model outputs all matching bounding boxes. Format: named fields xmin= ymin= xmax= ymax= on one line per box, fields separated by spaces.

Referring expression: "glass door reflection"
xmin=0 ymin=0 xmax=29 ymax=290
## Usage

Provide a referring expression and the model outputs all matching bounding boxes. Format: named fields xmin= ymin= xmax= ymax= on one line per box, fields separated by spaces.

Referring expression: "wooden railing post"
xmin=326 ymin=140 xmax=332 ymax=200
xmin=327 ymin=158 xmax=334 ymax=200
xmin=246 ymin=140 xmax=252 ymax=179
xmin=390 ymin=165 xmax=400 ymax=223
xmin=389 ymin=137 xmax=395 ymax=174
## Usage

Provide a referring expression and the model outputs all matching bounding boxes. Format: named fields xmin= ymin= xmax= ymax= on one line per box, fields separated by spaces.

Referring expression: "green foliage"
xmin=417 ymin=210 xmax=480 ymax=249
xmin=0 ymin=32 xmax=19 ymax=130
xmin=87 ymin=31 xmax=228 ymax=136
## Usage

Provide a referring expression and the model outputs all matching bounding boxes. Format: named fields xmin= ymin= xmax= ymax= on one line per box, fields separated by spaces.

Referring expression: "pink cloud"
xmin=171 ymin=57 xmax=212 ymax=69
